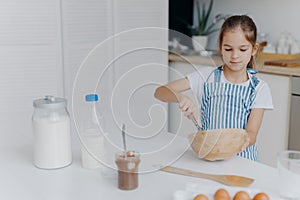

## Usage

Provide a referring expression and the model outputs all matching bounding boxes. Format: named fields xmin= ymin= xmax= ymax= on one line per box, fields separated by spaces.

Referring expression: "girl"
xmin=154 ymin=15 xmax=273 ymax=161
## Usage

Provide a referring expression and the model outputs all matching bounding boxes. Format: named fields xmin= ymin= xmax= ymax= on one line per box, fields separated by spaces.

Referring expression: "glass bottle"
xmin=32 ymin=95 xmax=72 ymax=169
xmin=81 ymin=94 xmax=104 ymax=169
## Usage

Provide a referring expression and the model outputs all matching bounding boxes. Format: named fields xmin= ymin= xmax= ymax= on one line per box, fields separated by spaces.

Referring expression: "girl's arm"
xmin=241 ymin=108 xmax=264 ymax=150
xmin=154 ymin=77 xmax=198 ymax=120
xmin=154 ymin=78 xmax=190 ymax=102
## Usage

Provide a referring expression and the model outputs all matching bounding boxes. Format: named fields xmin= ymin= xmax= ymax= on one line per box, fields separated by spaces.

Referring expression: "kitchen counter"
xmin=169 ymin=53 xmax=300 ymax=77
xmin=0 ymin=126 xmax=285 ymax=200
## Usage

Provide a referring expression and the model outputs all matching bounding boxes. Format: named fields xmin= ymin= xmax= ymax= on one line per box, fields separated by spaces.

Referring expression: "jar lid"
xmin=33 ymin=95 xmax=67 ymax=109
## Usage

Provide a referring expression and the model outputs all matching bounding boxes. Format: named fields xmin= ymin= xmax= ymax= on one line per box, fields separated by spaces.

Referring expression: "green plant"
xmin=188 ymin=0 xmax=225 ymax=36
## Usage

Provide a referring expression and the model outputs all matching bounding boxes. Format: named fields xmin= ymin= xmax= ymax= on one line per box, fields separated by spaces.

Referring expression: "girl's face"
xmin=221 ymin=27 xmax=258 ymax=72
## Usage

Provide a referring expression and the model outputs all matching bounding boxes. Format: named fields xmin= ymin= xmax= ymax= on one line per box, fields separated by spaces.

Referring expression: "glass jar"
xmin=32 ymin=95 xmax=72 ymax=169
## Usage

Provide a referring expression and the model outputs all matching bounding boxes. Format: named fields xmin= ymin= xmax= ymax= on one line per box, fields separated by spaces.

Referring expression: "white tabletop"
xmin=0 ymin=129 xmax=282 ymax=200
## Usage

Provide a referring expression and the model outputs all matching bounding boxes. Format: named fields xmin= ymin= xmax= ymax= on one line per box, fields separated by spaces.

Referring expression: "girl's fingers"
xmin=178 ymin=95 xmax=197 ymax=119
xmin=193 ymin=114 xmax=199 ymax=123
xmin=179 ymin=101 xmax=191 ymax=112
xmin=240 ymin=136 xmax=250 ymax=151
xmin=181 ymin=104 xmax=189 ymax=112
xmin=184 ymin=108 xmax=196 ymax=118
xmin=191 ymin=113 xmax=199 ymax=123
xmin=184 ymin=111 xmax=192 ymax=117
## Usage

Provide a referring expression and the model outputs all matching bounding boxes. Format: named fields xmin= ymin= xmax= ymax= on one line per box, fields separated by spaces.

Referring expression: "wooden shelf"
xmin=256 ymin=52 xmax=300 ymax=61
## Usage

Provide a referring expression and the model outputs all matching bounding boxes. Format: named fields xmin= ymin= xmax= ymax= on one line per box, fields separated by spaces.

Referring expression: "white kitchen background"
xmin=1 ymin=0 xmax=298 ymax=166
xmin=202 ymin=0 xmax=300 ymax=50
xmin=0 ymin=0 xmax=168 ymax=157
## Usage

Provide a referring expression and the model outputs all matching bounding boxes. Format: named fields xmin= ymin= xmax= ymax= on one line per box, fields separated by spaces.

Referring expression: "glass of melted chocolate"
xmin=115 ymin=151 xmax=140 ymax=190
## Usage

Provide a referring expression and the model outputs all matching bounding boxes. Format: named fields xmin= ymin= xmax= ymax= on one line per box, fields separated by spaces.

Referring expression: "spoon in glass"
xmin=121 ymin=124 xmax=127 ymax=160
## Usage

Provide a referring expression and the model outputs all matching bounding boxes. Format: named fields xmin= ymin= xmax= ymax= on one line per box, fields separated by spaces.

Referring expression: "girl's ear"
xmin=252 ymin=43 xmax=259 ymax=56
xmin=218 ymin=47 xmax=222 ymax=56
xmin=218 ymin=50 xmax=222 ymax=56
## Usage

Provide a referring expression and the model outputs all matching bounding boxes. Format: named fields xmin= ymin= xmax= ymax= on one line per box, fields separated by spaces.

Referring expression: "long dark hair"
xmin=218 ymin=15 xmax=257 ymax=69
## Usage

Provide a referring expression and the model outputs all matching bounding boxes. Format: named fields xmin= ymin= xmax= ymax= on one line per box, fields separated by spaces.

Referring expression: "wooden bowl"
xmin=189 ymin=129 xmax=246 ymax=161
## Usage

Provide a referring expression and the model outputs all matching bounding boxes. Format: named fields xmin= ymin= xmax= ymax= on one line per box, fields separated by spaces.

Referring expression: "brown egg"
xmin=214 ymin=188 xmax=230 ymax=200
xmin=193 ymin=194 xmax=209 ymax=200
xmin=214 ymin=197 xmax=231 ymax=200
xmin=253 ymin=192 xmax=270 ymax=200
xmin=233 ymin=191 xmax=251 ymax=200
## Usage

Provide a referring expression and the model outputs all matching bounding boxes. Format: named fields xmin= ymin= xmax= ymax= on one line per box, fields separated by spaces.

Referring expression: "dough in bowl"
xmin=189 ymin=128 xmax=246 ymax=161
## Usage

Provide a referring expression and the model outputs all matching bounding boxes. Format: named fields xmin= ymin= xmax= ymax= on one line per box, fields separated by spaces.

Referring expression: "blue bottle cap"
xmin=85 ymin=94 xmax=98 ymax=102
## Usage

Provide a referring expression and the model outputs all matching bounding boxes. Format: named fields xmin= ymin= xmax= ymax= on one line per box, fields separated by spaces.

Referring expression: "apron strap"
xmin=214 ymin=66 xmax=223 ymax=83
xmin=206 ymin=66 xmax=260 ymax=88
xmin=247 ymin=69 xmax=259 ymax=89
xmin=205 ymin=66 xmax=222 ymax=83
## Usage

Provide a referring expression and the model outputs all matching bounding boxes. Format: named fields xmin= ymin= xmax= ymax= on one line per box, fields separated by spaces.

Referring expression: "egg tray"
xmin=172 ymin=183 xmax=278 ymax=200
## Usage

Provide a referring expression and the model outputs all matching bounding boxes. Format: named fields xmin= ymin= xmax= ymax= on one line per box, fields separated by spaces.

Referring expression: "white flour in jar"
xmin=32 ymin=115 xmax=72 ymax=169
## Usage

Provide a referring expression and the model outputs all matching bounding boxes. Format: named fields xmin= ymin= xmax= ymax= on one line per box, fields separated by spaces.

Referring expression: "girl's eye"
xmin=224 ymin=49 xmax=232 ymax=51
xmin=240 ymin=49 xmax=248 ymax=52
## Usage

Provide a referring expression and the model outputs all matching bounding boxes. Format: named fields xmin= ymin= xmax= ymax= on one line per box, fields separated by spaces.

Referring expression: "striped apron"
xmin=200 ymin=66 xmax=259 ymax=160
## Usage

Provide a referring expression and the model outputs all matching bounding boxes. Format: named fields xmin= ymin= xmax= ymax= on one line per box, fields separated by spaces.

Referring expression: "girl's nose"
xmin=231 ymin=50 xmax=239 ymax=59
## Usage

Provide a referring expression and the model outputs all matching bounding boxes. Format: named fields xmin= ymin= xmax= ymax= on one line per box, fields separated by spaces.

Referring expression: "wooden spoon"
xmin=160 ymin=166 xmax=254 ymax=187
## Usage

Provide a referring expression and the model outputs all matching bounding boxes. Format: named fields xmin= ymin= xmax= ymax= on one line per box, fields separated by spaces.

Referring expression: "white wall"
xmin=203 ymin=0 xmax=300 ymax=50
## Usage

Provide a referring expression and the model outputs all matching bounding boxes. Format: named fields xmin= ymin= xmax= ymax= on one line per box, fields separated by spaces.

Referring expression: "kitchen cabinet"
xmin=169 ymin=62 xmax=291 ymax=167
xmin=0 ymin=0 xmax=169 ymax=150
xmin=62 ymin=0 xmax=169 ymax=136
xmin=0 ymin=0 xmax=63 ymax=141
xmin=61 ymin=0 xmax=113 ymax=111
xmin=288 ymin=76 xmax=300 ymax=151
xmin=255 ymin=73 xmax=291 ymax=167
xmin=0 ymin=1 xmax=64 ymax=108
xmin=61 ymin=0 xmax=115 ymax=144
xmin=112 ymin=0 xmax=169 ymax=134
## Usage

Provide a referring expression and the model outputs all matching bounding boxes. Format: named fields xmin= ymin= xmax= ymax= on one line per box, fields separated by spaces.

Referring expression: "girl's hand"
xmin=178 ymin=94 xmax=197 ymax=120
xmin=240 ymin=133 xmax=250 ymax=152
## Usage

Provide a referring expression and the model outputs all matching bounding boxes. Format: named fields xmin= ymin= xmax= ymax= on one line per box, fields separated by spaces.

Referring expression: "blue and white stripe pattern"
xmin=200 ymin=66 xmax=259 ymax=160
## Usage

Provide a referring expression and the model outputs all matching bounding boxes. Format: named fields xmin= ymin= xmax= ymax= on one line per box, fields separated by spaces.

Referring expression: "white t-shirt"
xmin=186 ymin=66 xmax=274 ymax=109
